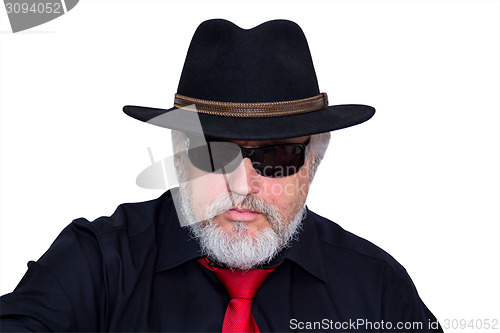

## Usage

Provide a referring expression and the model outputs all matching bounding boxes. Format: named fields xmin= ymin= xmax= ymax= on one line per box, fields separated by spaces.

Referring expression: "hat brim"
xmin=122 ymin=104 xmax=375 ymax=140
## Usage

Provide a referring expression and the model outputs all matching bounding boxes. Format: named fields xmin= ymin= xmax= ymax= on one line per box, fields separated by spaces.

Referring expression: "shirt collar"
xmin=282 ymin=207 xmax=327 ymax=282
xmin=154 ymin=189 xmax=202 ymax=272
xmin=155 ymin=191 xmax=327 ymax=282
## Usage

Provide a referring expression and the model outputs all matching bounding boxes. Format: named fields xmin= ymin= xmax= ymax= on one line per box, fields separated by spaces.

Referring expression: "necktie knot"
xmin=214 ymin=268 xmax=271 ymax=301
xmin=198 ymin=258 xmax=275 ymax=332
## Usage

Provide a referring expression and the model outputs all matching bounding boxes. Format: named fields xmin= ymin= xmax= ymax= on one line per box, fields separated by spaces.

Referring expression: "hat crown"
xmin=177 ymin=19 xmax=320 ymax=103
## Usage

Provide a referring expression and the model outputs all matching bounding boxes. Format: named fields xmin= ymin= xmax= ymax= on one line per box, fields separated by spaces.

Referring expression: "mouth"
xmin=224 ymin=207 xmax=261 ymax=222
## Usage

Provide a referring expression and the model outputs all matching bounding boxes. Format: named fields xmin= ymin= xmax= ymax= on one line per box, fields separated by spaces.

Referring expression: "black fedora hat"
xmin=123 ymin=19 xmax=375 ymax=140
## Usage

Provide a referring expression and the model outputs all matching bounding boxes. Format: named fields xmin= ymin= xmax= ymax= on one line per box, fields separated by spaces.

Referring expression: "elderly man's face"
xmin=175 ymin=134 xmax=315 ymax=269
xmin=184 ymin=136 xmax=311 ymax=236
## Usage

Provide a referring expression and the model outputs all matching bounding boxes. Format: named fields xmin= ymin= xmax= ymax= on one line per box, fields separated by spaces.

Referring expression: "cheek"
xmin=260 ymin=173 xmax=310 ymax=211
xmin=185 ymin=166 xmax=229 ymax=213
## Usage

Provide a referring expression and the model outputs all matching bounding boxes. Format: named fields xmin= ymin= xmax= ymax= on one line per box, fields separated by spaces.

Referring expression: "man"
xmin=0 ymin=19 xmax=442 ymax=332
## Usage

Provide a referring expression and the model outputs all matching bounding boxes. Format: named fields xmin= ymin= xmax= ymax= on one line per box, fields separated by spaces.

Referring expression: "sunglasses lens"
xmin=251 ymin=144 xmax=305 ymax=177
xmin=188 ymin=140 xmax=243 ymax=173
xmin=209 ymin=142 xmax=243 ymax=173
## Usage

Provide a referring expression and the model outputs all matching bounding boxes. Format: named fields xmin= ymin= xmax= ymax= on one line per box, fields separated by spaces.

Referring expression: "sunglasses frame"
xmin=186 ymin=136 xmax=311 ymax=178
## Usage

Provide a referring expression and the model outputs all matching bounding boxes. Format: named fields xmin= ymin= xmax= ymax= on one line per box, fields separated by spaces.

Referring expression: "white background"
xmin=1 ymin=0 xmax=499 ymax=330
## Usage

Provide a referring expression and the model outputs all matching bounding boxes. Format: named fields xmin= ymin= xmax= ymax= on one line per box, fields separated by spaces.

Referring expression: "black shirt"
xmin=0 ymin=190 xmax=442 ymax=332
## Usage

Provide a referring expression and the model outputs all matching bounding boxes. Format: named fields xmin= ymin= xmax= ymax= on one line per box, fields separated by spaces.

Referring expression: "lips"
xmin=224 ymin=207 xmax=261 ymax=222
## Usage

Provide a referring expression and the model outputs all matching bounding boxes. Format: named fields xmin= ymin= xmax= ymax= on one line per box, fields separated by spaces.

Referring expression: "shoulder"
xmin=36 ymin=190 xmax=177 ymax=302
xmin=302 ymin=210 xmax=440 ymax=326
xmin=70 ymin=190 xmax=175 ymax=237
xmin=37 ymin=190 xmax=177 ymax=278
xmin=307 ymin=209 xmax=409 ymax=281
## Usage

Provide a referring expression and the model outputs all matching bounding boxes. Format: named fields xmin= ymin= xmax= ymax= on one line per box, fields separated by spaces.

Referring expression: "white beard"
xmin=178 ymin=185 xmax=305 ymax=270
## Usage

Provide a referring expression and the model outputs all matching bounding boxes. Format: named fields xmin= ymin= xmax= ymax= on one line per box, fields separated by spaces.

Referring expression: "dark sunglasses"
xmin=186 ymin=136 xmax=310 ymax=178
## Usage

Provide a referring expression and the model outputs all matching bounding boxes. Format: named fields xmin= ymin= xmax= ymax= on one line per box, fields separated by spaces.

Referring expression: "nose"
xmin=225 ymin=157 xmax=261 ymax=196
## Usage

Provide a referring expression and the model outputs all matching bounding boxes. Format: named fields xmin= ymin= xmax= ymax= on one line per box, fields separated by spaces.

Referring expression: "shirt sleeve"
xmin=0 ymin=220 xmax=107 ymax=332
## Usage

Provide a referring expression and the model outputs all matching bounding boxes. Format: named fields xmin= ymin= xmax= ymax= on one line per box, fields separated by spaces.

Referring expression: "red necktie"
xmin=199 ymin=258 xmax=275 ymax=332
